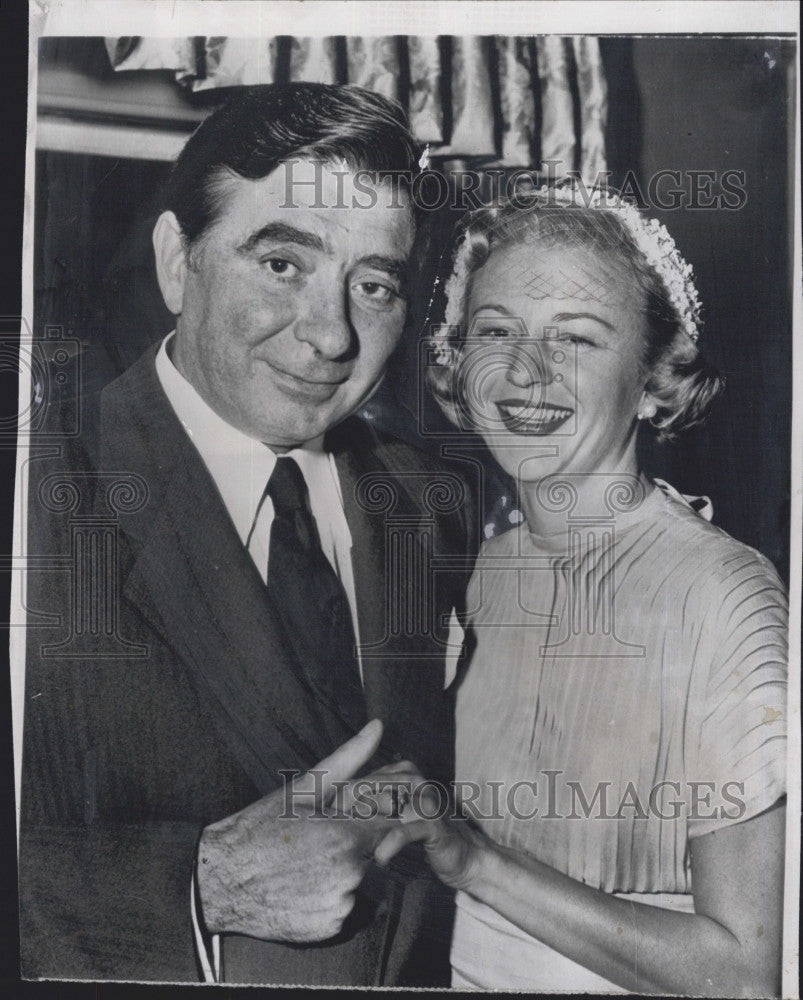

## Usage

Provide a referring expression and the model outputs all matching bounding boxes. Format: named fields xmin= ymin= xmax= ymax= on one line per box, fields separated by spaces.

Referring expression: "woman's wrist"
xmin=458 ymin=826 xmax=507 ymax=900
xmin=462 ymin=831 xmax=543 ymax=920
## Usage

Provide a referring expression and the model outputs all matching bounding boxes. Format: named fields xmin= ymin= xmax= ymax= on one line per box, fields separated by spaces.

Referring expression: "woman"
xmin=374 ymin=186 xmax=788 ymax=995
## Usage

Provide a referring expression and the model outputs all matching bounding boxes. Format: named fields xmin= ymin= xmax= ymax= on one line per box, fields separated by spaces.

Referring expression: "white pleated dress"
xmin=451 ymin=482 xmax=787 ymax=991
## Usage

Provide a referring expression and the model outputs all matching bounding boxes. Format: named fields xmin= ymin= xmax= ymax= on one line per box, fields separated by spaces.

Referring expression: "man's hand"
xmin=196 ymin=719 xmax=394 ymax=943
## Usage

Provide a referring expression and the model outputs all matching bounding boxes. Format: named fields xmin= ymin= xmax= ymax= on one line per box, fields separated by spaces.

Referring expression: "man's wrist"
xmin=195 ymin=822 xmax=231 ymax=935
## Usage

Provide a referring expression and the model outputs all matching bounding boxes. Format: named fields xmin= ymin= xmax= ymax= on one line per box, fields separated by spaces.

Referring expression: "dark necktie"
xmin=265 ymin=456 xmax=366 ymax=732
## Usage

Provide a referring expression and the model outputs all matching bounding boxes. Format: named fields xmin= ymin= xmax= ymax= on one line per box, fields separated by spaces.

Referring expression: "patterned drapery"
xmin=105 ymin=35 xmax=607 ymax=175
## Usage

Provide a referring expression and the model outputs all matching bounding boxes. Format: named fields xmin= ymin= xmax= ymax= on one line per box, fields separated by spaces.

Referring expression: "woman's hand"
xmin=374 ymin=806 xmax=486 ymax=893
xmin=341 ymin=760 xmax=486 ymax=893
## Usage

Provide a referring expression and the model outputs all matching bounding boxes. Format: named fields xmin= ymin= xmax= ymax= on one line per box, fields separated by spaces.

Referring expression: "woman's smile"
xmin=494 ymin=398 xmax=574 ymax=435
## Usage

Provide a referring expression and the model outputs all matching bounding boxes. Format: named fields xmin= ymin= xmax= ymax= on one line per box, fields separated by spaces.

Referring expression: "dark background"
xmin=2 ymin=25 xmax=797 ymax=999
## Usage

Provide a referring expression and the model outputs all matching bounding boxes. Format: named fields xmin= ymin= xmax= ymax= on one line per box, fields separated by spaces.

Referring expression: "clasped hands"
xmin=196 ymin=719 xmax=482 ymax=943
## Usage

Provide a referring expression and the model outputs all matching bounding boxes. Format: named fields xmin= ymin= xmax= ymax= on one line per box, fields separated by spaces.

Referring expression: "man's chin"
xmin=251 ymin=404 xmax=354 ymax=449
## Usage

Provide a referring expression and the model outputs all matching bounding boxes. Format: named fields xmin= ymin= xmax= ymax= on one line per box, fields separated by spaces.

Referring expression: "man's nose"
xmin=505 ymin=340 xmax=553 ymax=389
xmin=294 ymin=289 xmax=354 ymax=361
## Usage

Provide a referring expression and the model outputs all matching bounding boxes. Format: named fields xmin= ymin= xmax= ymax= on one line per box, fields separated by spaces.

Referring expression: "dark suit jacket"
xmin=19 ymin=346 xmax=477 ymax=985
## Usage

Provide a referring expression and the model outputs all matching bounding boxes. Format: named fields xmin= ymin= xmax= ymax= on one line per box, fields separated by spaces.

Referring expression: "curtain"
xmin=105 ymin=35 xmax=607 ymax=174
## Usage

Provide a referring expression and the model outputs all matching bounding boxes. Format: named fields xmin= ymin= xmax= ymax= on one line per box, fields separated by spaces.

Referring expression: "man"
xmin=19 ymin=85 xmax=475 ymax=985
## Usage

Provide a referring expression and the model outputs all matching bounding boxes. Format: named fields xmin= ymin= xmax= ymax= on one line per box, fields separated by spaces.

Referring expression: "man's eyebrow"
xmin=552 ymin=311 xmax=616 ymax=332
xmin=355 ymin=254 xmax=409 ymax=279
xmin=236 ymin=222 xmax=329 ymax=255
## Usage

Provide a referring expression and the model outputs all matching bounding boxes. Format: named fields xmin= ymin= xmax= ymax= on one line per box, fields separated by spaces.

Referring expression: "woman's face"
xmin=461 ymin=238 xmax=650 ymax=485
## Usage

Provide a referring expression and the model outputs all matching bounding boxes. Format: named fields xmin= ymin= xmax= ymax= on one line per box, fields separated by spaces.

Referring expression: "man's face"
xmin=171 ymin=160 xmax=415 ymax=446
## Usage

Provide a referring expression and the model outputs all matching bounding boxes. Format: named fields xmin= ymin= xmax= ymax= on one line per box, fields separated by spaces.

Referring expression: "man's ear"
xmin=152 ymin=211 xmax=188 ymax=315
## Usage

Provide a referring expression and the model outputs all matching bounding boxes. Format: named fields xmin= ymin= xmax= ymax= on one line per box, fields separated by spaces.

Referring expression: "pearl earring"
xmin=638 ymin=400 xmax=657 ymax=421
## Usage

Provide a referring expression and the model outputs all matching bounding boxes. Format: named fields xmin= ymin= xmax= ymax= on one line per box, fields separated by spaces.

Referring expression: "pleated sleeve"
xmin=688 ymin=549 xmax=788 ymax=839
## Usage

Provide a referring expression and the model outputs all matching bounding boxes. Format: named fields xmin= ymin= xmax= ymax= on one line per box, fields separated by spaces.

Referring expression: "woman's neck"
xmin=517 ymin=452 xmax=648 ymax=540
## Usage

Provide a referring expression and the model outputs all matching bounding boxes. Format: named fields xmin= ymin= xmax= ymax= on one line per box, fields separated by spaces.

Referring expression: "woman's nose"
xmin=505 ymin=340 xmax=552 ymax=388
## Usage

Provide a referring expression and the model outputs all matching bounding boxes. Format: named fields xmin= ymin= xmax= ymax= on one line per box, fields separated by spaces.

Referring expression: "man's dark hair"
xmin=165 ymin=83 xmax=421 ymax=247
